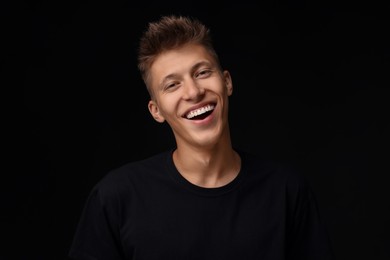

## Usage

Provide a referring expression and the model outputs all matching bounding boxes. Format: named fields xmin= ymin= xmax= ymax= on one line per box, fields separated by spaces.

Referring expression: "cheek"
xmin=157 ymin=97 xmax=179 ymax=117
xmin=214 ymin=84 xmax=228 ymax=96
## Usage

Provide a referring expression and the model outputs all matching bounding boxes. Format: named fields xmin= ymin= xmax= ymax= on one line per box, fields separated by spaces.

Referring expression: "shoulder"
xmin=91 ymin=150 xmax=172 ymax=201
xmin=238 ymin=149 xmax=309 ymax=190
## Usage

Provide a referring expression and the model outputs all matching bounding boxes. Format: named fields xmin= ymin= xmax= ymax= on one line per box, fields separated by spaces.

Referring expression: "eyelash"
xmin=163 ymin=69 xmax=212 ymax=90
xmin=165 ymin=82 xmax=179 ymax=89
xmin=196 ymin=69 xmax=212 ymax=78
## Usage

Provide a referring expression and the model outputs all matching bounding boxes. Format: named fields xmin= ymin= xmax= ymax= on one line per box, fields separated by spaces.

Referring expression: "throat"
xmin=172 ymin=149 xmax=241 ymax=188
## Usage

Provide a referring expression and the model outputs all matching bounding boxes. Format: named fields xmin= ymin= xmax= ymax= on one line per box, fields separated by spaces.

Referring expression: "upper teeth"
xmin=186 ymin=105 xmax=215 ymax=119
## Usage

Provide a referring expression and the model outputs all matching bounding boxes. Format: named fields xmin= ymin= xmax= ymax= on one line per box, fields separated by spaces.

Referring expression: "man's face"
xmin=148 ymin=43 xmax=233 ymax=150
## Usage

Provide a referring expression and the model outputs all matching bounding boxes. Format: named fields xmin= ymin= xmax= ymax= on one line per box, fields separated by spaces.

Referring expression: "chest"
xmin=119 ymin=188 xmax=287 ymax=259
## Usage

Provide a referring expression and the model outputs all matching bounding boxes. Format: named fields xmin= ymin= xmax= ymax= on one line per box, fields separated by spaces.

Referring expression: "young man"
xmin=69 ymin=15 xmax=334 ymax=259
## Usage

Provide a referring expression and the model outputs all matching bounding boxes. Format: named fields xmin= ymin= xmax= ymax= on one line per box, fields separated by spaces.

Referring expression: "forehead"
xmin=149 ymin=44 xmax=216 ymax=85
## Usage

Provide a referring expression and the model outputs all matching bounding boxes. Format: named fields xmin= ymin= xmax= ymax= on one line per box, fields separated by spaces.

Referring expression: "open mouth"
xmin=185 ymin=104 xmax=215 ymax=120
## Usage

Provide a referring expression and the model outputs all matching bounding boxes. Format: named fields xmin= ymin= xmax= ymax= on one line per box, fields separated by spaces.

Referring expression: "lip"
xmin=182 ymin=102 xmax=217 ymax=119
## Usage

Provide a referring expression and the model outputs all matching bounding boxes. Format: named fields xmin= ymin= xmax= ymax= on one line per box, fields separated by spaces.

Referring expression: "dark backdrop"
xmin=10 ymin=0 xmax=390 ymax=259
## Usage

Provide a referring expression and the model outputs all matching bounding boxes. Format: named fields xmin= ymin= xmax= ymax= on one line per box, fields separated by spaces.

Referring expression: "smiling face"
xmin=147 ymin=43 xmax=233 ymax=150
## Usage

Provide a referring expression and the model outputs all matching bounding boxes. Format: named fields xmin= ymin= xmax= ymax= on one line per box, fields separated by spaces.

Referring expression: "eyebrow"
xmin=191 ymin=60 xmax=213 ymax=72
xmin=159 ymin=60 xmax=213 ymax=88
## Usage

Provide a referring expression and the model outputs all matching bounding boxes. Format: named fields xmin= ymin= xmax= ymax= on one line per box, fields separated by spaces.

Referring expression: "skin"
xmin=147 ymin=43 xmax=241 ymax=188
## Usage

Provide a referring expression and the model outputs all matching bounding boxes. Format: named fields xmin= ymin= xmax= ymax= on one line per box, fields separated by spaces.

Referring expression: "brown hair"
xmin=137 ymin=15 xmax=221 ymax=96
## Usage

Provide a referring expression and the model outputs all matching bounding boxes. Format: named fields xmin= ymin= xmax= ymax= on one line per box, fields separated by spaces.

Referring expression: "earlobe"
xmin=224 ymin=71 xmax=233 ymax=96
xmin=148 ymin=100 xmax=165 ymax=123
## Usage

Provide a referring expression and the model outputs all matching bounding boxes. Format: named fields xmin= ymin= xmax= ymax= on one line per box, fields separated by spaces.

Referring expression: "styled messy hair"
xmin=137 ymin=15 xmax=221 ymax=95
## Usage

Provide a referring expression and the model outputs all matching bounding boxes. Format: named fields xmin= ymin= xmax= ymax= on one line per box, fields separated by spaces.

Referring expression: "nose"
xmin=182 ymin=79 xmax=205 ymax=101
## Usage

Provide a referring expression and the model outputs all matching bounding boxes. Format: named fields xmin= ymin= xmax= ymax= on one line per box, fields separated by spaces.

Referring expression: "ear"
xmin=148 ymin=100 xmax=165 ymax=123
xmin=223 ymin=70 xmax=233 ymax=96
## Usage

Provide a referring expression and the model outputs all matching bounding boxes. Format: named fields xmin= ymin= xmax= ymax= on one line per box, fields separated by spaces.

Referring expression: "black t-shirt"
xmin=69 ymin=149 xmax=334 ymax=260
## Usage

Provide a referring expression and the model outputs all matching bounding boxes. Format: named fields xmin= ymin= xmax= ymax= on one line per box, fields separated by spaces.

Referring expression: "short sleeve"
xmin=286 ymin=173 xmax=335 ymax=260
xmin=68 ymin=186 xmax=125 ymax=260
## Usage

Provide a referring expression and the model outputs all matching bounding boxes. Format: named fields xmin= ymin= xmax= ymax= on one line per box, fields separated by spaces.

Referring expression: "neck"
xmin=173 ymin=143 xmax=241 ymax=188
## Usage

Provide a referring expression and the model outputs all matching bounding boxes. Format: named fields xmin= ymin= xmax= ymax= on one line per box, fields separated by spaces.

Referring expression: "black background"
xmin=8 ymin=0 xmax=390 ymax=259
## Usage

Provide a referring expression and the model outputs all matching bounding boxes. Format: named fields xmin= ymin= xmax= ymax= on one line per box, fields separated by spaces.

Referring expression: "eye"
xmin=164 ymin=81 xmax=180 ymax=91
xmin=195 ymin=69 xmax=212 ymax=78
